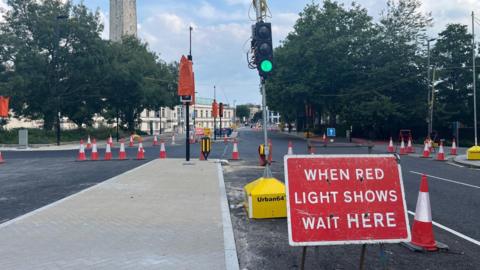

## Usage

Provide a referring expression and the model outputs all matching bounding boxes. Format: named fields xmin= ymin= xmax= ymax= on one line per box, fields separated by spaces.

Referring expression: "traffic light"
xmin=219 ymin=102 xmax=224 ymax=117
xmin=253 ymin=22 xmax=273 ymax=78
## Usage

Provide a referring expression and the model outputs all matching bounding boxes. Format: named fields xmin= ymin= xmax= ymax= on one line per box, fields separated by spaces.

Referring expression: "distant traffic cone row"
xmin=399 ymin=139 xmax=407 ymax=155
xmin=77 ymin=139 xmax=86 ymax=161
xmin=410 ymin=174 xmax=438 ymax=251
xmin=422 ymin=142 xmax=430 ymax=158
xmin=159 ymin=140 xmax=167 ymax=159
xmin=287 ymin=141 xmax=293 ymax=155
xmin=387 ymin=137 xmax=395 ymax=153
xmin=232 ymin=139 xmax=239 ymax=160
xmin=450 ymin=139 xmax=457 ymax=155
xmin=436 ymin=142 xmax=445 ymax=161
xmin=119 ymin=139 xmax=127 ymax=160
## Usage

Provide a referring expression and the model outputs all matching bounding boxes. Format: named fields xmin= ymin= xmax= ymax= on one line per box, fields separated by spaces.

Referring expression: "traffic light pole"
xmin=186 ymin=101 xmax=190 ymax=161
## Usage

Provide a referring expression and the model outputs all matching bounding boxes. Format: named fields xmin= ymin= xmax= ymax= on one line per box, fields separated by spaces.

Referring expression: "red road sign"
xmin=284 ymin=154 xmax=410 ymax=246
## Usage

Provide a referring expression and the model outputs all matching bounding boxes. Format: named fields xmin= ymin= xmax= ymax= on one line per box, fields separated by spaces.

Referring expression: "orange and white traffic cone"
xmin=136 ymin=141 xmax=145 ymax=160
xmin=287 ymin=141 xmax=293 ymax=155
xmin=421 ymin=142 xmax=430 ymax=158
xmin=159 ymin=140 xmax=167 ymax=159
xmin=232 ymin=139 xmax=239 ymax=160
xmin=409 ymin=175 xmax=439 ymax=251
xmin=322 ymin=133 xmax=326 ymax=142
xmin=407 ymin=137 xmax=414 ymax=153
xmin=129 ymin=135 xmax=134 ymax=147
xmin=399 ymin=139 xmax=407 ymax=155
xmin=450 ymin=139 xmax=457 ymax=156
xmin=86 ymin=135 xmax=92 ymax=149
xmin=387 ymin=137 xmax=395 ymax=153
xmin=436 ymin=142 xmax=445 ymax=161
xmin=119 ymin=139 xmax=127 ymax=160
xmin=91 ymin=139 xmax=98 ymax=161
xmin=77 ymin=139 xmax=86 ymax=161
xmin=108 ymin=135 xmax=114 ymax=147
xmin=0 ymin=151 xmax=4 ymax=164
xmin=104 ymin=143 xmax=112 ymax=160
xmin=153 ymin=135 xmax=159 ymax=146
xmin=428 ymin=139 xmax=433 ymax=153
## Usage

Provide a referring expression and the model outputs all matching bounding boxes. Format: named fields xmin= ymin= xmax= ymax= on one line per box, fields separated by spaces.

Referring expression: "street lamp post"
xmin=472 ymin=12 xmax=478 ymax=146
xmin=54 ymin=15 xmax=68 ymax=146
xmin=427 ymin=38 xmax=436 ymax=138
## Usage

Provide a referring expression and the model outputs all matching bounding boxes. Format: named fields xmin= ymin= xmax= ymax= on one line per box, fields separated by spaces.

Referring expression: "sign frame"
xmin=284 ymin=154 xmax=411 ymax=247
xmin=327 ymin=128 xmax=336 ymax=137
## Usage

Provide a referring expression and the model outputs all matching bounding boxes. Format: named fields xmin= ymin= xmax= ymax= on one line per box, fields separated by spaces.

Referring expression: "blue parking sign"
xmin=327 ymin=128 xmax=336 ymax=137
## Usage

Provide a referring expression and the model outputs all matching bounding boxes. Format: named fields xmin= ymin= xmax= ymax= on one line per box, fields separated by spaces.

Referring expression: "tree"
xmin=235 ymin=105 xmax=250 ymax=121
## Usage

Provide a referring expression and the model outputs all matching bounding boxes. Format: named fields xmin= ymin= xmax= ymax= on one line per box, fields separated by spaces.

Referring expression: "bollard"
xmin=258 ymin=144 xmax=267 ymax=166
xmin=200 ymin=136 xmax=211 ymax=160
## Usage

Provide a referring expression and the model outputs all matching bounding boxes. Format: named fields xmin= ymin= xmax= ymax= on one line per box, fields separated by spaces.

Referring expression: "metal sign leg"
xmin=359 ymin=244 xmax=367 ymax=270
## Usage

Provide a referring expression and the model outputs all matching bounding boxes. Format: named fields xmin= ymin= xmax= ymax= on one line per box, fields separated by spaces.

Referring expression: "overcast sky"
xmin=2 ymin=0 xmax=480 ymax=105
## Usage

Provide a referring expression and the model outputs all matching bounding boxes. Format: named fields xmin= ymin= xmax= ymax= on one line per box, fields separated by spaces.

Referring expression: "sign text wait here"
xmin=284 ymin=155 xmax=411 ymax=246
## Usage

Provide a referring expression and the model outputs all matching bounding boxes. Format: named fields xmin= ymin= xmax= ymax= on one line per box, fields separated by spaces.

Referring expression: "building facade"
xmin=110 ymin=0 xmax=137 ymax=42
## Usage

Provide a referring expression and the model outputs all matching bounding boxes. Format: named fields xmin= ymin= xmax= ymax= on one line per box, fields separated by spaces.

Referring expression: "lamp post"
xmin=54 ymin=15 xmax=69 ymax=146
xmin=472 ymin=12 xmax=478 ymax=146
xmin=426 ymin=38 xmax=436 ymax=138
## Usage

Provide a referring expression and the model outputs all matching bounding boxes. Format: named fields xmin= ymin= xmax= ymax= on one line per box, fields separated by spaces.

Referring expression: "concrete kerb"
xmin=453 ymin=155 xmax=480 ymax=168
xmin=217 ymin=162 xmax=240 ymax=270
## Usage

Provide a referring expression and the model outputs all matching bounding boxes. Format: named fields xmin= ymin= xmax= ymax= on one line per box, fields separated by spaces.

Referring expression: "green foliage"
xmin=235 ymin=105 xmax=250 ymax=120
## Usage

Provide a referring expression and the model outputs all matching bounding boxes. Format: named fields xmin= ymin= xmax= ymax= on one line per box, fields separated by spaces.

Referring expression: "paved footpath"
xmin=0 ymin=159 xmax=238 ymax=270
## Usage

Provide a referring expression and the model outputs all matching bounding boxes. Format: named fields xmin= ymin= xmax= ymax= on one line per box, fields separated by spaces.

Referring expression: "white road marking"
xmin=409 ymin=171 xmax=480 ymax=189
xmin=407 ymin=211 xmax=480 ymax=247
xmin=446 ymin=162 xmax=464 ymax=168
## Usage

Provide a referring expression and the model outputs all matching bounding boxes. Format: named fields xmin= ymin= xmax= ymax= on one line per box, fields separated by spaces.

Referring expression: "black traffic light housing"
xmin=219 ymin=102 xmax=224 ymax=117
xmin=253 ymin=22 xmax=273 ymax=79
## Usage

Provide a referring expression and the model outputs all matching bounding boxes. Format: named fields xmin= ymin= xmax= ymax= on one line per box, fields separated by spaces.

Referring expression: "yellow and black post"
xmin=258 ymin=144 xmax=267 ymax=166
xmin=201 ymin=136 xmax=211 ymax=160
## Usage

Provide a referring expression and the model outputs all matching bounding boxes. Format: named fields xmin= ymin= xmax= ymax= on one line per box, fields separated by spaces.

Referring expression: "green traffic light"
xmin=260 ymin=60 xmax=273 ymax=72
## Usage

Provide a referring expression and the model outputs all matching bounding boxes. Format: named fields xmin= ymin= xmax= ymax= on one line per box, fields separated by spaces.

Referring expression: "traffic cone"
xmin=76 ymin=139 xmax=87 ymax=161
xmin=119 ymin=139 xmax=127 ymax=160
xmin=410 ymin=175 xmax=438 ymax=251
xmin=108 ymin=135 xmax=114 ymax=147
xmin=104 ymin=143 xmax=112 ymax=160
xmin=153 ymin=135 xmax=159 ymax=146
xmin=159 ymin=140 xmax=167 ymax=159
xmin=436 ymin=142 xmax=445 ymax=161
xmin=268 ymin=140 xmax=273 ymax=162
xmin=232 ymin=139 xmax=239 ymax=160
xmin=190 ymin=133 xmax=196 ymax=144
xmin=428 ymin=139 xmax=433 ymax=153
xmin=287 ymin=141 xmax=293 ymax=155
xmin=421 ymin=142 xmax=430 ymax=158
xmin=0 ymin=151 xmax=4 ymax=164
xmin=136 ymin=141 xmax=145 ymax=160
xmin=450 ymin=139 xmax=457 ymax=155
xmin=86 ymin=135 xmax=92 ymax=149
xmin=407 ymin=137 xmax=414 ymax=153
xmin=322 ymin=133 xmax=326 ymax=142
xmin=91 ymin=139 xmax=98 ymax=161
xmin=129 ymin=135 xmax=134 ymax=147
xmin=387 ymin=137 xmax=395 ymax=153
xmin=399 ymin=139 xmax=407 ymax=155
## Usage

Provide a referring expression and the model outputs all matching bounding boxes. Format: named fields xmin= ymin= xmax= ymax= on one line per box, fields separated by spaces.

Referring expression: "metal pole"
xmin=427 ymin=41 xmax=432 ymax=137
xmin=255 ymin=0 xmax=262 ymax=20
xmin=430 ymin=68 xmax=436 ymax=137
xmin=214 ymin=85 xmax=217 ymax=140
xmin=473 ymin=12 xmax=478 ymax=145
xmin=186 ymin=102 xmax=190 ymax=161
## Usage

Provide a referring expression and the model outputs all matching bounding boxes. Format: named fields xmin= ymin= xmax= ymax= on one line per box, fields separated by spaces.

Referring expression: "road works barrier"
xmin=285 ymin=154 xmax=410 ymax=269
xmin=402 ymin=174 xmax=448 ymax=252
xmin=244 ymin=177 xmax=287 ymax=219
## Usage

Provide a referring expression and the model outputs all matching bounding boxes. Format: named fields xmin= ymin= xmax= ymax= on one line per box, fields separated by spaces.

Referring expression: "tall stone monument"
xmin=110 ymin=0 xmax=137 ymax=42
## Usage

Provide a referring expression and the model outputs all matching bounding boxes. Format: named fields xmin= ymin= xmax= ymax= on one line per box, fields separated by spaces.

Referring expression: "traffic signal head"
xmin=219 ymin=102 xmax=224 ymax=117
xmin=253 ymin=22 xmax=273 ymax=79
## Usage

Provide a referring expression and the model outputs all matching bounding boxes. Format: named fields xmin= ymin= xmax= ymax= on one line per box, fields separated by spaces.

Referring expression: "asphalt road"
xmin=224 ymin=128 xmax=480 ymax=269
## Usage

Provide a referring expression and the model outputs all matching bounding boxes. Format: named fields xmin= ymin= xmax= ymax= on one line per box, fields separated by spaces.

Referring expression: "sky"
xmin=2 ymin=0 xmax=480 ymax=105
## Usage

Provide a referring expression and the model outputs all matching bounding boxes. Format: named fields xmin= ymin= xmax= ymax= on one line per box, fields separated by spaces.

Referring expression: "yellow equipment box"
xmin=244 ymin=177 xmax=287 ymax=219
xmin=467 ymin=146 xmax=480 ymax=160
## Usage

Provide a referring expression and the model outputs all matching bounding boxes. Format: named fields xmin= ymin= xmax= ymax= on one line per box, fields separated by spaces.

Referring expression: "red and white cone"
xmin=200 ymin=148 xmax=205 ymax=160
xmin=436 ymin=142 xmax=445 ymax=161
xmin=159 ymin=140 xmax=167 ymax=159
xmin=410 ymin=174 xmax=438 ymax=251
xmin=86 ymin=135 xmax=92 ymax=149
xmin=287 ymin=141 xmax=293 ymax=155
xmin=137 ymin=142 xmax=145 ymax=160
xmin=450 ymin=139 xmax=457 ymax=156
xmin=428 ymin=139 xmax=433 ymax=153
xmin=232 ymin=139 xmax=239 ymax=160
xmin=129 ymin=135 xmax=134 ymax=147
xmin=91 ymin=139 xmax=98 ymax=161
xmin=399 ymin=139 xmax=407 ymax=155
xmin=322 ymin=133 xmax=326 ymax=142
xmin=153 ymin=135 xmax=159 ymax=146
xmin=77 ymin=140 xmax=86 ymax=161
xmin=119 ymin=139 xmax=127 ymax=160
xmin=108 ymin=135 xmax=114 ymax=147
xmin=421 ymin=142 xmax=430 ymax=158
xmin=104 ymin=143 xmax=112 ymax=160
xmin=0 ymin=151 xmax=4 ymax=164
xmin=387 ymin=137 xmax=395 ymax=153
xmin=407 ymin=137 xmax=414 ymax=153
